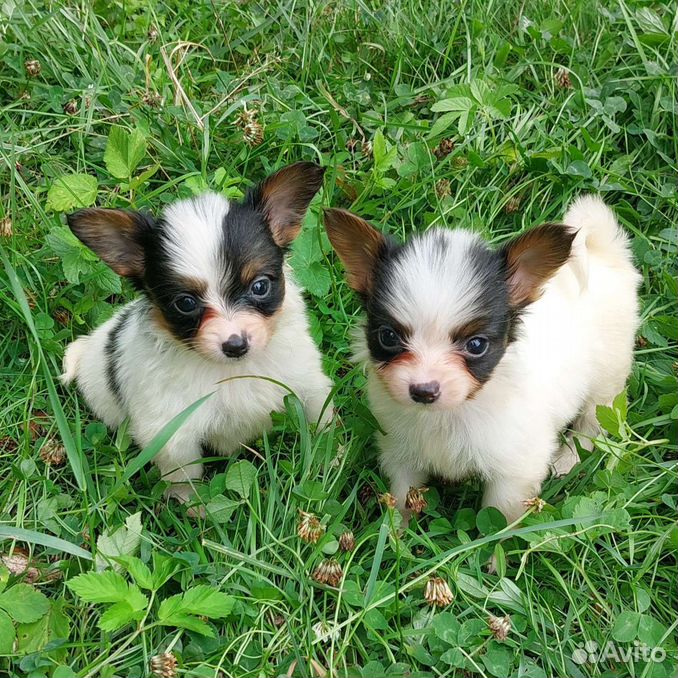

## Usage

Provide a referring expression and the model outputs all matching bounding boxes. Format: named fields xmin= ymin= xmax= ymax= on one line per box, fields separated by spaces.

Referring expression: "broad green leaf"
xmin=565 ymin=160 xmax=593 ymax=178
xmin=612 ymin=389 xmax=628 ymax=423
xmin=612 ymin=610 xmax=641 ymax=642
xmin=637 ymin=614 xmax=667 ymax=646
xmin=16 ymin=599 xmax=70 ymax=655
xmin=47 ymin=174 xmax=98 ymax=212
xmin=204 ymin=495 xmax=241 ymax=523
xmin=54 ymin=667 xmax=77 ymax=678
xmin=177 ymin=586 xmax=234 ymax=619
xmin=98 ymin=601 xmax=142 ymax=632
xmin=482 ymin=641 xmax=513 ymax=677
xmin=95 ymin=512 xmax=143 ymax=570
xmin=372 ymin=129 xmax=397 ymax=172
xmin=455 ymin=573 xmax=489 ymax=598
xmin=596 ymin=404 xmax=618 ymax=436
xmin=0 ymin=565 xmax=8 ymax=594
xmin=0 ymin=609 xmax=15 ymax=654
xmin=104 ymin=127 xmax=148 ymax=179
xmin=433 ymin=611 xmax=460 ymax=644
xmin=66 ymin=570 xmax=130 ymax=604
xmin=440 ymin=647 xmax=466 ymax=667
xmin=224 ymin=460 xmax=257 ymax=498
xmin=476 ymin=507 xmax=507 ymax=535
xmin=0 ymin=584 xmax=50 ymax=623
xmin=431 ymin=96 xmax=475 ymax=113
xmin=429 ymin=111 xmax=458 ymax=138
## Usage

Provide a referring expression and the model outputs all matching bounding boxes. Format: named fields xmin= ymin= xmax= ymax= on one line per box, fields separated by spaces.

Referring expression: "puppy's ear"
xmin=250 ymin=162 xmax=325 ymax=247
xmin=66 ymin=209 xmax=152 ymax=278
xmin=501 ymin=223 xmax=575 ymax=308
xmin=323 ymin=208 xmax=388 ymax=295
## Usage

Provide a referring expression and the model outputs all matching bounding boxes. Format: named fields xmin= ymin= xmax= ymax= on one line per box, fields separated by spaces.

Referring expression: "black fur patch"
xmin=140 ymin=198 xmax=285 ymax=344
xmin=363 ymin=231 xmax=516 ymax=383
xmin=105 ymin=305 xmax=133 ymax=405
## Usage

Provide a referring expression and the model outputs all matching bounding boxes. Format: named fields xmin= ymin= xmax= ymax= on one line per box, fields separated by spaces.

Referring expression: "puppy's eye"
xmin=250 ymin=277 xmax=271 ymax=298
xmin=378 ymin=326 xmax=401 ymax=350
xmin=465 ymin=336 xmax=489 ymax=356
xmin=173 ymin=294 xmax=199 ymax=315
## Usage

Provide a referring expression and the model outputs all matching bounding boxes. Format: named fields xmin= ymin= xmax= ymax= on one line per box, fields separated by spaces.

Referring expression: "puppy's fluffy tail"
xmin=562 ymin=194 xmax=634 ymax=290
xmin=61 ymin=336 xmax=89 ymax=385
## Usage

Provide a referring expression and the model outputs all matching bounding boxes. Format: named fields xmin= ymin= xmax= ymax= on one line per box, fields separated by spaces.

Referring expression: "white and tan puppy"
xmin=324 ymin=196 xmax=639 ymax=522
xmin=62 ymin=162 xmax=333 ymax=509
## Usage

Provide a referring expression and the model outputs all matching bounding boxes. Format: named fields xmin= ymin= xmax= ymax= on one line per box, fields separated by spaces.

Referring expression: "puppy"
xmin=62 ymin=162 xmax=333 ymax=508
xmin=324 ymin=196 xmax=640 ymax=522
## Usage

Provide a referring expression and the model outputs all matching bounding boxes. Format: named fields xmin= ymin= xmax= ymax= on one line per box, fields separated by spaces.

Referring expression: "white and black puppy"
xmin=62 ymin=162 xmax=333 ymax=509
xmin=324 ymin=196 xmax=639 ymax=522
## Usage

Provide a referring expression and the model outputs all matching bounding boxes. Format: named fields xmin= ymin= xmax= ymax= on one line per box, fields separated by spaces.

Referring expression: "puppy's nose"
xmin=409 ymin=381 xmax=440 ymax=404
xmin=221 ymin=334 xmax=248 ymax=358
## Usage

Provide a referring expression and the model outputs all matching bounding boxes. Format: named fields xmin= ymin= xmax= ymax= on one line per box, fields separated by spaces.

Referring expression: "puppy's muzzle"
xmin=221 ymin=333 xmax=248 ymax=358
xmin=409 ymin=381 xmax=440 ymax=404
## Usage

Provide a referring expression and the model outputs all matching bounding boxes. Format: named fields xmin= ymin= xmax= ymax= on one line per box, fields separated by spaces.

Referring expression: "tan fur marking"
xmin=503 ymin=223 xmax=575 ymax=308
xmin=323 ymin=208 xmax=387 ymax=294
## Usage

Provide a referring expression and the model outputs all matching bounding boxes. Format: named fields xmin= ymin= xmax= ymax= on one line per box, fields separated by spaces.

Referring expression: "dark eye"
xmin=465 ymin=336 xmax=489 ymax=356
xmin=173 ymin=294 xmax=199 ymax=315
xmin=378 ymin=326 xmax=401 ymax=350
xmin=250 ymin=277 xmax=271 ymax=298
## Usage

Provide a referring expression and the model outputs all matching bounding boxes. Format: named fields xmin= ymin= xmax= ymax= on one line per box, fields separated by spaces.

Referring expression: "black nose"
xmin=409 ymin=381 xmax=440 ymax=404
xmin=221 ymin=334 xmax=248 ymax=358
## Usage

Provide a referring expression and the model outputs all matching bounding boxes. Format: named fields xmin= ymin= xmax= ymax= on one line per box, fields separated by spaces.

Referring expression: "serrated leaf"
xmin=104 ymin=127 xmax=148 ymax=179
xmin=0 ymin=584 xmax=50 ymax=623
xmin=45 ymin=226 xmax=98 ymax=284
xmin=114 ymin=556 xmax=153 ymax=590
xmin=0 ymin=610 xmax=15 ymax=654
xmin=177 ymin=586 xmax=234 ymax=619
xmin=151 ymin=553 xmax=180 ymax=590
xmin=65 ymin=570 xmax=129 ymax=604
xmin=47 ymin=174 xmax=98 ymax=212
xmin=224 ymin=460 xmax=257 ymax=498
xmin=158 ymin=611 xmax=214 ymax=636
xmin=95 ymin=512 xmax=143 ymax=570
xmin=89 ymin=263 xmax=122 ymax=295
xmin=98 ymin=601 xmax=141 ymax=632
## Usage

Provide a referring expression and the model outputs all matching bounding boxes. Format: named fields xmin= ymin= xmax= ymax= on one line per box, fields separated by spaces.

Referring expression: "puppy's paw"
xmin=550 ymin=444 xmax=580 ymax=477
xmin=486 ymin=553 xmax=498 ymax=575
xmin=164 ymin=483 xmax=205 ymax=518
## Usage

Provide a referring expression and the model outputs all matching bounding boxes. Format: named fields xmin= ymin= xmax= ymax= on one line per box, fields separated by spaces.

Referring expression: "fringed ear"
xmin=249 ymin=162 xmax=325 ymax=247
xmin=322 ymin=208 xmax=388 ymax=295
xmin=501 ymin=223 xmax=576 ymax=308
xmin=66 ymin=208 xmax=152 ymax=278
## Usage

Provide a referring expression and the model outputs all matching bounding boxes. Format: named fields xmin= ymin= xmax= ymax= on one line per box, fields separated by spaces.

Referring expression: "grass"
xmin=0 ymin=0 xmax=676 ymax=676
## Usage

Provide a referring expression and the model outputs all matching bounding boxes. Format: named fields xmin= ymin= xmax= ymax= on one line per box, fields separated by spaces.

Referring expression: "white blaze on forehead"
xmin=383 ymin=228 xmax=486 ymax=339
xmin=161 ymin=192 xmax=231 ymax=298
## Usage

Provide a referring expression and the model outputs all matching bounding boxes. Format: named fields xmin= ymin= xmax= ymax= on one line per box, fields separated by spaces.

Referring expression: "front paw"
xmin=550 ymin=444 xmax=580 ymax=477
xmin=164 ymin=483 xmax=205 ymax=518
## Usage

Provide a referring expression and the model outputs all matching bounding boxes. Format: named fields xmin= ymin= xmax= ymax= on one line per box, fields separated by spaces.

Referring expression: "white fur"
xmin=364 ymin=195 xmax=640 ymax=521
xmin=62 ymin=195 xmax=332 ymax=509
